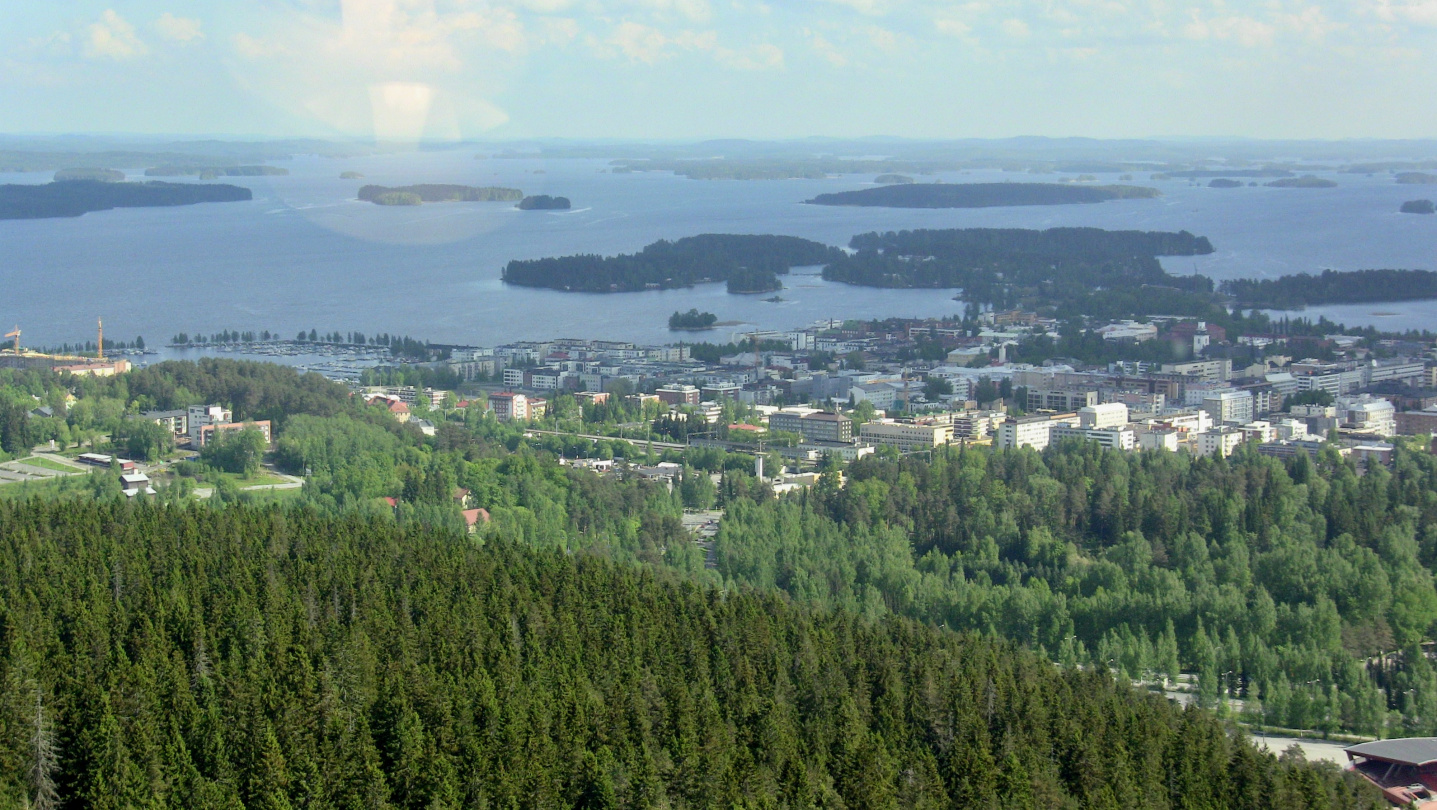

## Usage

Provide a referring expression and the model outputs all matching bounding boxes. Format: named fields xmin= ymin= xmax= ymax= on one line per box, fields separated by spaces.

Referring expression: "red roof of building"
xmin=462 ymin=508 xmax=491 ymax=526
xmin=383 ymin=496 xmax=398 ymax=508
xmin=388 ymin=401 xmax=410 ymax=414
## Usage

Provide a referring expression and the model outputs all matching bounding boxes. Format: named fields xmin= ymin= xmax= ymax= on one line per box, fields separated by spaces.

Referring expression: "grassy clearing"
xmin=15 ymin=456 xmax=85 ymax=473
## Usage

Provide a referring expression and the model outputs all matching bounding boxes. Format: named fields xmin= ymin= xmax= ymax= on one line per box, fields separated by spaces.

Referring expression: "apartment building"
xmin=859 ymin=420 xmax=953 ymax=451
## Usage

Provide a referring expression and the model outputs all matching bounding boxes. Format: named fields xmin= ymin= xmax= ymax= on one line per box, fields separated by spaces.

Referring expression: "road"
xmin=0 ymin=451 xmax=88 ymax=484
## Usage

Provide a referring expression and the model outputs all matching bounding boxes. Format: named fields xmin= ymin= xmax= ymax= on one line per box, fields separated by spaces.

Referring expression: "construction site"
xmin=0 ymin=321 xmax=132 ymax=376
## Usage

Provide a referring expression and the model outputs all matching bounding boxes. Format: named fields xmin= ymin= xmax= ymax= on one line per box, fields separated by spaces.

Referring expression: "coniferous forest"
xmin=0 ymin=500 xmax=1383 ymax=808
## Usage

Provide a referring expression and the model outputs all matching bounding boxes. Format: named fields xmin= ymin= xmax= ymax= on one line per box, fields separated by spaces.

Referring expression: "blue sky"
xmin=3 ymin=0 xmax=1435 ymax=139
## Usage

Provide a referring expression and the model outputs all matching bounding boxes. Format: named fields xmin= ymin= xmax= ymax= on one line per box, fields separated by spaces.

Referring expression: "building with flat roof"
xmin=997 ymin=414 xmax=1079 ymax=451
xmin=196 ymin=420 xmax=272 ymax=448
xmin=488 ymin=392 xmax=529 ymax=421
xmin=656 ymin=384 xmax=701 ymax=406
xmin=1201 ymin=390 xmax=1254 ymax=425
xmin=860 ymin=420 xmax=953 ymax=451
xmin=1078 ymin=403 xmax=1129 ymax=430
xmin=1026 ymin=388 xmax=1098 ymax=413
xmin=1050 ymin=424 xmax=1135 ymax=451
xmin=770 ymin=410 xmax=852 ymax=443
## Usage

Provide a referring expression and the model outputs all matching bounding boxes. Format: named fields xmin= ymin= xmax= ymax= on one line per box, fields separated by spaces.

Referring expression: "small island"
xmin=503 ymin=234 xmax=841 ymax=293
xmin=0 ymin=179 xmax=252 ymax=220
xmin=1401 ymin=199 xmax=1436 ymax=215
xmin=1208 ymin=179 xmax=1243 ymax=188
xmin=668 ymin=309 xmax=718 ymax=330
xmin=54 ymin=168 xmax=124 ymax=182
xmin=358 ymin=184 xmax=523 ymax=205
xmin=517 ymin=195 xmax=571 ymax=210
xmin=145 ymin=165 xmax=290 ymax=179
xmin=1396 ymin=172 xmax=1437 ymax=185
xmin=1264 ymin=175 xmax=1337 ymax=188
xmin=805 ymin=182 xmax=1161 ymax=209
xmin=874 ymin=174 xmax=915 ymax=184
xmin=340 ymin=171 xmax=365 ymax=180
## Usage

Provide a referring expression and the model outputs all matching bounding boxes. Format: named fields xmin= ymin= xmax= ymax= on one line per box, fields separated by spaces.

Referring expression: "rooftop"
xmin=1346 ymin=738 xmax=1437 ymax=767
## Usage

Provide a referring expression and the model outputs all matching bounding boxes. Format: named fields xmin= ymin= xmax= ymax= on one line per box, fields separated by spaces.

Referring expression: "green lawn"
xmin=15 ymin=456 xmax=85 ymax=473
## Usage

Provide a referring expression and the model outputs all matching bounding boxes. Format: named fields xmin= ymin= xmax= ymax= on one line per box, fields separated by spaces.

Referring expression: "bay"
xmin=1 ymin=150 xmax=1433 ymax=348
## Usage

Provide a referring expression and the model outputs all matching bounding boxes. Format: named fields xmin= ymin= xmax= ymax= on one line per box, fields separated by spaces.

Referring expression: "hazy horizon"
xmin=5 ymin=1 xmax=1436 ymax=142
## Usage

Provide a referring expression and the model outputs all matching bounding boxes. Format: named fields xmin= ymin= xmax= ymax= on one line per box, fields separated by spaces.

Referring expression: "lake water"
xmin=1 ymin=151 xmax=1433 ymax=347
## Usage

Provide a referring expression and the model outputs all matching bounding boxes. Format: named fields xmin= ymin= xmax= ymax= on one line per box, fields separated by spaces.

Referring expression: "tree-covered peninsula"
xmin=502 ymin=234 xmax=841 ymax=293
xmin=52 ymin=168 xmax=124 ymax=182
xmin=806 ymin=182 xmax=1161 ymax=208
xmin=873 ymin=173 xmax=915 ymax=184
xmin=1221 ymin=268 xmax=1437 ymax=308
xmin=145 ymin=165 xmax=289 ymax=178
xmin=1265 ymin=175 xmax=1338 ymax=188
xmin=358 ymin=184 xmax=523 ymax=205
xmin=1396 ymin=172 xmax=1437 ymax=184
xmin=0 ymin=498 xmax=1385 ymax=809
xmin=0 ymin=179 xmax=252 ymax=220
xmin=823 ymin=227 xmax=1214 ymax=307
xmin=517 ymin=194 xmax=570 ymax=210
xmin=668 ymin=308 xmax=718 ymax=329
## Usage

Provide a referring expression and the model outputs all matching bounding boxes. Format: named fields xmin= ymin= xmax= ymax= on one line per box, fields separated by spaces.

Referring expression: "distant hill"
xmin=1396 ymin=172 xmax=1437 ymax=184
xmin=873 ymin=173 xmax=915 ymax=184
xmin=145 ymin=165 xmax=289 ymax=178
xmin=0 ymin=179 xmax=252 ymax=220
xmin=1264 ymin=175 xmax=1337 ymax=188
xmin=806 ymin=182 xmax=1161 ymax=209
xmin=358 ymin=184 xmax=523 ymax=204
xmin=1400 ymin=199 xmax=1435 ymax=215
xmin=53 ymin=168 xmax=124 ymax=182
xmin=1208 ymin=178 xmax=1244 ymax=188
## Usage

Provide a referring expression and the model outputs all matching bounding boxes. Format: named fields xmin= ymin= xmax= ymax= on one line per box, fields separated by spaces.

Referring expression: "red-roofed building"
xmin=462 ymin=508 xmax=491 ymax=533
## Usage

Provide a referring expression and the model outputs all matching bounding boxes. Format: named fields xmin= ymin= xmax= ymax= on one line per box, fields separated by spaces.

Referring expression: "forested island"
xmin=610 ymin=157 xmax=958 ymax=180
xmin=1221 ymin=268 xmax=1437 ymax=307
xmin=502 ymin=234 xmax=841 ymax=293
xmin=52 ymin=168 xmax=124 ymax=182
xmin=145 ymin=165 xmax=289 ymax=178
xmin=806 ymin=182 xmax=1161 ymax=209
xmin=1208 ymin=178 xmax=1244 ymax=188
xmin=1396 ymin=172 xmax=1437 ymax=184
xmin=0 ymin=179 xmax=252 ymax=220
xmin=1265 ymin=175 xmax=1338 ymax=188
xmin=358 ymin=184 xmax=523 ymax=205
xmin=873 ymin=173 xmax=915 ymax=184
xmin=823 ymin=227 xmax=1213 ymax=310
xmin=339 ymin=171 xmax=364 ymax=179
xmin=668 ymin=308 xmax=718 ymax=329
xmin=1402 ymin=199 xmax=1436 ymax=214
xmin=1170 ymin=168 xmax=1294 ymax=178
xmin=517 ymin=194 xmax=570 ymax=210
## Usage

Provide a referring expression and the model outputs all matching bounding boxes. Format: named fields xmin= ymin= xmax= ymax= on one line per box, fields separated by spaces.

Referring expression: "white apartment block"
xmin=1050 ymin=425 xmax=1136 ymax=451
xmin=859 ymin=420 xmax=954 ymax=451
xmin=488 ymin=392 xmax=528 ymax=421
xmin=997 ymin=414 xmax=1079 ymax=451
xmin=1078 ymin=403 xmax=1129 ymax=430
xmin=1196 ymin=427 xmax=1245 ymax=458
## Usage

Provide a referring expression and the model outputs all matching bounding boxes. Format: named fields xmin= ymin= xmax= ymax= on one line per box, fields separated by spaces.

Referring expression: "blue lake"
xmin=1 ymin=151 xmax=1433 ymax=347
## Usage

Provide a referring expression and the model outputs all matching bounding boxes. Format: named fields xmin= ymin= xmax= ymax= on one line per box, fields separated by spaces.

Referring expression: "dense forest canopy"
xmin=1265 ymin=176 xmax=1338 ymax=188
xmin=1400 ymin=200 xmax=1435 ymax=215
xmin=668 ymin=309 xmax=718 ymax=329
xmin=0 ymin=499 xmax=1384 ymax=809
xmin=0 ymin=180 xmax=252 ymax=220
xmin=502 ymin=234 xmax=841 ymax=293
xmin=823 ymin=227 xmax=1214 ymax=309
xmin=1221 ymin=269 xmax=1437 ymax=308
xmin=516 ymin=194 xmax=570 ymax=210
xmin=712 ymin=441 xmax=1437 ymax=737
xmin=357 ymin=184 xmax=523 ymax=204
xmin=805 ymin=183 xmax=1162 ymax=209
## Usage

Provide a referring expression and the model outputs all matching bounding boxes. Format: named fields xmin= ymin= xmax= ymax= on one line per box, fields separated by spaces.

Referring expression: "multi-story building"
xmin=1396 ymin=409 xmax=1437 ymax=436
xmin=702 ymin=383 xmax=743 ymax=401
xmin=488 ymin=392 xmax=529 ymax=421
xmin=196 ymin=420 xmax=272 ymax=448
xmin=656 ymin=384 xmax=701 ymax=406
xmin=1201 ymin=390 xmax=1255 ymax=425
xmin=1078 ymin=403 xmax=1129 ymax=430
xmin=1050 ymin=424 xmax=1136 ymax=451
xmin=1337 ymin=394 xmax=1396 ymax=437
xmin=140 ymin=409 xmax=188 ymax=438
xmin=859 ymin=420 xmax=953 ymax=451
xmin=1196 ymin=427 xmax=1245 ymax=458
xmin=502 ymin=367 xmax=527 ymax=388
xmin=997 ymin=414 xmax=1079 ymax=451
xmin=770 ymin=410 xmax=852 ymax=443
xmin=1162 ymin=359 xmax=1232 ymax=382
xmin=187 ymin=404 xmax=231 ymax=445
xmin=1026 ymin=388 xmax=1099 ymax=413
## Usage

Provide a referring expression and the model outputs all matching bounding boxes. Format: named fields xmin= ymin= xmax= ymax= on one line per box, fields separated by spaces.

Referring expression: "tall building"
xmin=488 ymin=392 xmax=529 ymax=421
xmin=1201 ymin=390 xmax=1254 ymax=425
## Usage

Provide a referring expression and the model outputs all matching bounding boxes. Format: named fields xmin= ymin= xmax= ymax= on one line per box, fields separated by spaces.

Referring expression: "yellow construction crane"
xmin=4 ymin=326 xmax=18 ymax=355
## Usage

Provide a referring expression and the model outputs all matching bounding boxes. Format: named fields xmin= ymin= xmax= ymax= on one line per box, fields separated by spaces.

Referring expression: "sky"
xmin=2 ymin=0 xmax=1435 ymax=141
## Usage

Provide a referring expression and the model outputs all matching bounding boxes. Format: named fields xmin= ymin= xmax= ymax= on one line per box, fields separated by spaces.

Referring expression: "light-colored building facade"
xmin=488 ymin=392 xmax=529 ymax=421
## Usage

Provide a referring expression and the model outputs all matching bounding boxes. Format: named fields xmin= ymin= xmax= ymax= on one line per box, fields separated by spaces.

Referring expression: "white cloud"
xmin=804 ymin=29 xmax=850 ymax=66
xmin=1184 ymin=13 xmax=1276 ymax=47
xmin=1373 ymin=0 xmax=1437 ymax=24
xmin=1001 ymin=18 xmax=1031 ymax=37
xmin=713 ymin=41 xmax=784 ymax=69
xmin=85 ymin=10 xmax=148 ymax=59
xmin=813 ymin=0 xmax=890 ymax=16
xmin=607 ymin=20 xmax=674 ymax=61
xmin=862 ymin=25 xmax=903 ymax=51
xmin=934 ymin=16 xmax=972 ymax=37
xmin=154 ymin=13 xmax=205 ymax=43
